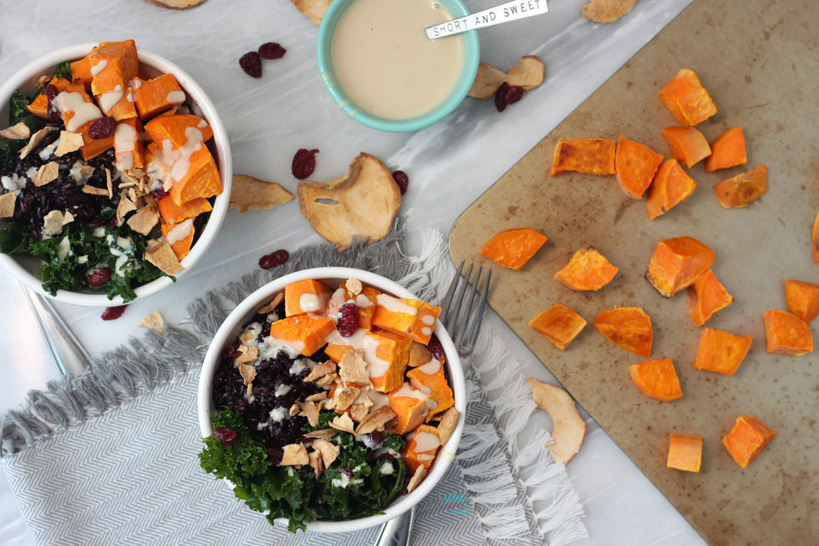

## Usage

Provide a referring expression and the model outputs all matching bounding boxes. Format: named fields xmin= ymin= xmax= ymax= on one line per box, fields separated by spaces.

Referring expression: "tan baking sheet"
xmin=449 ymin=0 xmax=819 ymax=544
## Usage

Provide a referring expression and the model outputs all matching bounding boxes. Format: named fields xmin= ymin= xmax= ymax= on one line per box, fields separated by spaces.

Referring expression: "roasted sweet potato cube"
xmin=657 ymin=68 xmax=718 ymax=126
xmin=285 ymin=279 xmax=333 ymax=316
xmin=70 ymin=56 xmax=94 ymax=88
xmin=26 ymin=77 xmax=70 ymax=119
xmin=407 ymin=358 xmax=454 ymax=419
xmin=615 ymin=134 xmax=664 ymax=199
xmin=144 ymin=114 xmax=214 ymax=148
xmin=667 ymin=433 xmax=703 ymax=473
xmin=372 ymin=296 xmax=441 ymax=345
xmin=114 ymin=118 xmax=145 ymax=172
xmin=550 ymin=137 xmax=616 ymax=176
xmin=77 ymin=121 xmax=114 ymax=160
xmin=167 ymin=147 xmax=222 ymax=206
xmin=367 ymin=330 xmax=412 ymax=393
xmin=688 ymin=270 xmax=734 ymax=326
xmin=763 ymin=309 xmax=812 ymax=356
xmin=324 ymin=343 xmax=354 ymax=364
xmin=594 ymin=307 xmax=652 ymax=357
xmin=157 ymin=195 xmax=212 ymax=225
xmin=160 ymin=222 xmax=195 ymax=261
xmin=401 ymin=424 xmax=441 ymax=474
xmin=268 ymin=314 xmax=337 ymax=357
xmin=785 ymin=279 xmax=819 ymax=323
xmin=713 ymin=166 xmax=768 ymax=208
xmin=528 ymin=304 xmax=586 ymax=350
xmin=705 ymin=127 xmax=747 ymax=172
xmin=389 ymin=382 xmax=433 ymax=435
xmin=646 ymin=159 xmax=698 ymax=220
xmin=646 ymin=236 xmax=715 ymax=298
xmin=554 ymin=246 xmax=618 ymax=291
xmin=89 ymin=40 xmax=139 ymax=97
xmin=480 ymin=227 xmax=548 ymax=271
xmin=133 ymin=73 xmax=186 ymax=119
xmin=661 ymin=126 xmax=711 ymax=168
xmin=629 ymin=358 xmax=683 ymax=402
xmin=722 ymin=415 xmax=776 ymax=468
xmin=694 ymin=328 xmax=752 ymax=376
xmin=56 ymin=79 xmax=99 ymax=132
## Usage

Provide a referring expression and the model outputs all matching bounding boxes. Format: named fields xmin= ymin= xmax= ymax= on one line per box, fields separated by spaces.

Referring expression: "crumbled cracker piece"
xmin=0 ymin=122 xmax=30 ymax=140
xmin=280 ymin=443 xmax=309 ymax=466
xmin=304 ymin=428 xmax=336 ymax=440
xmin=339 ymin=349 xmax=370 ymax=385
xmin=229 ymin=174 xmax=294 ymax=213
xmin=345 ymin=278 xmax=362 ymax=296
xmin=436 ymin=407 xmax=461 ymax=446
xmin=236 ymin=345 xmax=259 ymax=365
xmin=0 ymin=193 xmax=17 ymax=218
xmin=138 ymin=310 xmax=166 ymax=333
xmin=468 ymin=63 xmax=507 ymax=99
xmin=126 ymin=205 xmax=160 ymax=235
xmin=34 ymin=162 xmax=59 ymax=187
xmin=406 ymin=465 xmax=426 ymax=493
xmin=257 ymin=292 xmax=284 ymax=314
xmin=19 ymin=128 xmax=51 ymax=159
xmin=304 ymin=359 xmax=336 ymax=382
xmin=582 ymin=0 xmax=637 ymax=23
xmin=333 ymin=385 xmax=361 ymax=412
xmin=330 ymin=413 xmax=355 ymax=434
xmin=145 ymin=241 xmax=184 ymax=275
xmin=55 ymin=131 xmax=85 ymax=157
xmin=298 ymin=401 xmax=320 ymax=427
xmin=312 ymin=438 xmax=341 ymax=467
xmin=355 ymin=406 xmax=396 ymax=435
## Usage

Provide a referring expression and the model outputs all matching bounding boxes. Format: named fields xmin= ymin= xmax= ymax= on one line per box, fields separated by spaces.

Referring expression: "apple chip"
xmin=312 ymin=438 xmax=340 ymax=468
xmin=297 ymin=153 xmax=401 ymax=251
xmin=146 ymin=241 xmax=184 ymax=275
xmin=506 ymin=56 xmax=545 ymax=91
xmin=330 ymin=413 xmax=356 ymax=434
xmin=116 ymin=193 xmax=138 ymax=224
xmin=303 ymin=428 xmax=335 ymax=439
xmin=346 ymin=277 xmax=362 ymax=296
xmin=338 ymin=349 xmax=370 ymax=385
xmin=305 ymin=392 xmax=328 ymax=403
xmin=349 ymin=403 xmax=369 ymax=423
xmin=298 ymin=401 xmax=320 ymax=427
xmin=229 ymin=174 xmax=294 ymax=213
xmin=236 ymin=345 xmax=259 ymax=365
xmin=0 ymin=192 xmax=17 ymax=218
xmin=468 ymin=63 xmax=507 ymax=99
xmin=42 ymin=210 xmax=73 ymax=235
xmin=304 ymin=359 xmax=337 ymax=382
xmin=582 ymin=0 xmax=638 ymax=23
xmin=406 ymin=465 xmax=426 ymax=494
xmin=289 ymin=0 xmax=331 ymax=25
xmin=0 ymin=122 xmax=30 ymax=140
xmin=289 ymin=403 xmax=300 ymax=417
xmin=257 ymin=292 xmax=284 ymax=314
xmin=333 ymin=385 xmax=361 ymax=412
xmin=19 ymin=128 xmax=51 ymax=159
xmin=280 ymin=443 xmax=309 ymax=466
xmin=139 ymin=310 xmax=166 ymax=333
xmin=238 ymin=362 xmax=257 ymax=389
xmin=435 ymin=407 xmax=461 ymax=446
xmin=55 ymin=131 xmax=85 ymax=157
xmin=528 ymin=378 xmax=587 ymax=464
xmin=34 ymin=162 xmax=59 ymax=187
xmin=355 ymin=406 xmax=396 ymax=435
xmin=127 ymin=206 xmax=160 ymax=235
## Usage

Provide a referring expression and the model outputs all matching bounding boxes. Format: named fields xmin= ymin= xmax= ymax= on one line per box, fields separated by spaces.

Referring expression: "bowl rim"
xmin=316 ymin=0 xmax=480 ymax=133
xmin=0 ymin=42 xmax=232 ymax=306
xmin=197 ymin=266 xmax=466 ymax=533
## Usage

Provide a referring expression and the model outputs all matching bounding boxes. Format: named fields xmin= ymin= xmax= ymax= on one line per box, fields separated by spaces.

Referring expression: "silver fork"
xmin=374 ymin=261 xmax=491 ymax=546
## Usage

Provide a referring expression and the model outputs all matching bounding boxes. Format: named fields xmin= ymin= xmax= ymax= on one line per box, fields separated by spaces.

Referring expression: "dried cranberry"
xmin=101 ymin=305 xmax=127 ymax=321
xmin=291 ymin=148 xmax=319 ymax=179
xmin=43 ymin=84 xmax=60 ymax=121
xmin=87 ymin=267 xmax=112 ymax=287
xmin=88 ymin=117 xmax=115 ymax=139
xmin=222 ymin=343 xmax=242 ymax=359
xmin=88 ymin=219 xmax=105 ymax=228
xmin=338 ymin=467 xmax=354 ymax=480
xmin=494 ymin=82 xmax=525 ymax=112
xmin=259 ymin=249 xmax=289 ymax=270
xmin=428 ymin=334 xmax=445 ymax=361
xmin=213 ymin=427 xmax=238 ymax=446
xmin=258 ymin=42 xmax=287 ymax=60
xmin=239 ymin=51 xmax=263 ymax=78
xmin=366 ymin=431 xmax=382 ymax=445
xmin=392 ymin=170 xmax=409 ymax=195
xmin=337 ymin=302 xmax=359 ymax=337
xmin=266 ymin=447 xmax=283 ymax=465
xmin=152 ymin=185 xmax=168 ymax=200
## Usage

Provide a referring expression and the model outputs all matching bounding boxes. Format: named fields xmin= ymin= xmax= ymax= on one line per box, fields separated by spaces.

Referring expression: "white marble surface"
xmin=0 ymin=0 xmax=707 ymax=544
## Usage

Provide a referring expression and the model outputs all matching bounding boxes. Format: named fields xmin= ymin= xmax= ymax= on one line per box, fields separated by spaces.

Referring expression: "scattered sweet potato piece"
xmin=285 ymin=279 xmax=333 ymax=316
xmin=657 ymin=68 xmax=718 ymax=126
xmin=615 ymin=134 xmax=664 ymax=199
xmin=26 ymin=77 xmax=70 ymax=119
xmin=594 ymin=307 xmax=652 ymax=357
xmin=687 ymin=269 xmax=734 ymax=326
xmin=646 ymin=159 xmax=698 ymax=220
xmin=667 ymin=433 xmax=703 ymax=473
xmin=70 ymin=56 xmax=94 ymax=88
xmin=629 ymin=358 xmax=683 ymax=402
xmin=144 ymin=114 xmax=214 ymax=147
xmin=785 ymin=279 xmax=819 ymax=323
xmin=582 ymin=0 xmax=637 ymax=23
xmin=694 ymin=328 xmax=753 ymax=376
xmin=554 ymin=246 xmax=619 ymax=291
xmin=704 ymin=127 xmax=747 ymax=172
xmin=660 ymin=126 xmax=711 ymax=168
xmin=160 ymin=221 xmax=194 ymax=261
xmin=480 ymin=227 xmax=548 ymax=271
xmin=367 ymin=330 xmax=412 ymax=393
xmin=528 ymin=378 xmax=586 ymax=464
xmin=713 ymin=166 xmax=767 ymax=208
xmin=372 ymin=296 xmax=441 ymax=345
xmin=167 ymin=147 xmax=222 ymax=205
xmin=89 ymin=40 xmax=139 ymax=121
xmin=550 ymin=138 xmax=616 ymax=176
xmin=646 ymin=236 xmax=715 ymax=298
xmin=722 ymin=415 xmax=776 ymax=468
xmin=407 ymin=358 xmax=454 ymax=419
xmin=114 ymin=118 xmax=145 ymax=172
xmin=133 ymin=73 xmax=186 ymax=119
xmin=528 ymin=304 xmax=587 ymax=350
xmin=389 ymin=382 xmax=432 ymax=435
xmin=401 ymin=424 xmax=441 ymax=474
xmin=268 ymin=314 xmax=337 ymax=357
xmin=468 ymin=63 xmax=507 ymax=99
xmin=763 ymin=309 xmax=813 ymax=356
xmin=157 ymin=195 xmax=211 ymax=225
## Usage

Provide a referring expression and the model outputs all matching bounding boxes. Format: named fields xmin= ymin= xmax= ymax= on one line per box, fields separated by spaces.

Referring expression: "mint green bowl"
xmin=316 ymin=0 xmax=480 ymax=133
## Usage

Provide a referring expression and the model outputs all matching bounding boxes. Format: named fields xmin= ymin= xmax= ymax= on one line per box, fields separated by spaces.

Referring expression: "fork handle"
xmin=375 ymin=506 xmax=416 ymax=546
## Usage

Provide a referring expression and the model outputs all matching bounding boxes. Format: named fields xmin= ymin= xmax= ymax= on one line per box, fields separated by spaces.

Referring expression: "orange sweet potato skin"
xmin=646 ymin=159 xmax=698 ymax=220
xmin=528 ymin=304 xmax=586 ymax=350
xmin=763 ymin=309 xmax=813 ymax=355
xmin=694 ymin=328 xmax=752 ymax=376
xmin=594 ymin=307 xmax=652 ymax=357
xmin=646 ymin=236 xmax=715 ymax=298
xmin=722 ymin=415 xmax=776 ymax=468
xmin=657 ymin=68 xmax=718 ymax=126
xmin=550 ymin=137 xmax=616 ymax=176
xmin=629 ymin=358 xmax=683 ymax=402
xmin=615 ymin=134 xmax=664 ymax=200
xmin=554 ymin=247 xmax=619 ymax=291
xmin=480 ymin=227 xmax=548 ymax=271
xmin=687 ymin=269 xmax=734 ymax=326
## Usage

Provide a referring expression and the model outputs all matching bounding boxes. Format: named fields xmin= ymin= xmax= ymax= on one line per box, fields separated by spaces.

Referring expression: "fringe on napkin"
xmin=0 ymin=223 xmax=587 ymax=546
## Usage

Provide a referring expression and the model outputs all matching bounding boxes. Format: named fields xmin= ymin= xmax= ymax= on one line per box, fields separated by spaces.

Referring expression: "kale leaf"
xmin=53 ymin=60 xmax=72 ymax=80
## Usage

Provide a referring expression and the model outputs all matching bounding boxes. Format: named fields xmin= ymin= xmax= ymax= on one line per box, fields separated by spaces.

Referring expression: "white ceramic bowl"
xmin=0 ymin=43 xmax=232 ymax=306
xmin=198 ymin=267 xmax=466 ymax=533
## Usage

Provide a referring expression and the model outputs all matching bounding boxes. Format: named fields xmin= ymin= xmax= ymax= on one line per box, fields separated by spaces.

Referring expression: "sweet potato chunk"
xmin=285 ymin=279 xmax=333 ymax=316
xmin=615 ymin=134 xmax=664 ymax=199
xmin=661 ymin=126 xmax=711 ymax=168
xmin=133 ymin=73 xmax=186 ymax=119
xmin=554 ymin=247 xmax=618 ymax=291
xmin=144 ymin=114 xmax=214 ymax=147
xmin=657 ymin=68 xmax=718 ymax=126
xmin=785 ymin=279 xmax=819 ymax=323
xmin=667 ymin=433 xmax=703 ymax=473
xmin=389 ymin=383 xmax=433 ymax=435
xmin=550 ymin=137 xmax=616 ymax=176
xmin=594 ymin=307 xmax=652 ymax=357
xmin=70 ymin=56 xmax=94 ymax=88
xmin=646 ymin=236 xmax=715 ymax=298
xmin=646 ymin=159 xmax=698 ymax=220
xmin=89 ymin=40 xmax=139 ymax=121
xmin=687 ymin=269 xmax=734 ymax=326
xmin=763 ymin=309 xmax=812 ymax=356
xmin=722 ymin=415 xmax=776 ymax=468
xmin=629 ymin=358 xmax=683 ymax=402
xmin=268 ymin=314 xmax=337 ymax=357
xmin=713 ymin=166 xmax=767 ymax=208
xmin=339 ymin=283 xmax=380 ymax=329
xmin=480 ymin=227 xmax=548 ymax=271
xmin=27 ymin=78 xmax=71 ymax=119
xmin=114 ymin=118 xmax=145 ymax=172
xmin=528 ymin=304 xmax=586 ymax=350
xmin=371 ymin=296 xmax=441 ymax=345
xmin=157 ymin=195 xmax=212 ymax=225
xmin=407 ymin=357 xmax=454 ymax=419
xmin=364 ymin=329 xmax=412 ymax=393
xmin=401 ymin=424 xmax=441 ymax=474
xmin=160 ymin=222 xmax=194 ymax=261
xmin=704 ymin=127 xmax=747 ymax=172
xmin=694 ymin=328 xmax=752 ymax=376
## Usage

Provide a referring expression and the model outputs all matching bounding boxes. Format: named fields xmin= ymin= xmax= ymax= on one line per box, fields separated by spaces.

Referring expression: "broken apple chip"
xmin=435 ymin=407 xmax=461 ymax=446
xmin=297 ymin=153 xmax=401 ymax=251
xmin=354 ymin=406 xmax=396 ymax=435
xmin=468 ymin=63 xmax=507 ymax=99
xmin=138 ymin=310 xmax=166 ymax=333
xmin=330 ymin=412 xmax=356 ymax=434
xmin=338 ymin=349 xmax=370 ymax=385
xmin=582 ymin=0 xmax=638 ymax=23
xmin=289 ymin=0 xmax=331 ymax=25
xmin=127 ymin=206 xmax=160 ymax=235
xmin=505 ymin=56 xmax=545 ymax=91
xmin=406 ymin=465 xmax=426 ymax=494
xmin=0 ymin=122 xmax=30 ymax=140
xmin=528 ymin=378 xmax=586 ymax=465
xmin=280 ymin=443 xmax=309 ymax=466
xmin=19 ymin=128 xmax=51 ymax=159
xmin=298 ymin=401 xmax=320 ymax=427
xmin=229 ymin=174 xmax=294 ymax=213
xmin=145 ymin=241 xmax=184 ymax=275
xmin=34 ymin=162 xmax=59 ymax=187
xmin=332 ymin=384 xmax=361 ymax=412
xmin=257 ymin=292 xmax=284 ymax=314
xmin=304 ymin=359 xmax=337 ymax=382
xmin=55 ymin=131 xmax=85 ymax=157
xmin=42 ymin=210 xmax=73 ymax=236
xmin=0 ymin=193 xmax=16 ymax=219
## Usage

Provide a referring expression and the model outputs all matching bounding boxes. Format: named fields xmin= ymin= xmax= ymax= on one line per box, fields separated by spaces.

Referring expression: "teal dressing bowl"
xmin=316 ymin=0 xmax=480 ymax=132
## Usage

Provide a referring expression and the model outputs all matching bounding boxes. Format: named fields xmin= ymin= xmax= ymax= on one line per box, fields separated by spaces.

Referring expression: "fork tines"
xmin=440 ymin=261 xmax=491 ymax=357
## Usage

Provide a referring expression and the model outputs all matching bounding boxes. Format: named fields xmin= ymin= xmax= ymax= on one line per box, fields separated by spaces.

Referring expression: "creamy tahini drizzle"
xmin=54 ymin=92 xmax=102 ymax=132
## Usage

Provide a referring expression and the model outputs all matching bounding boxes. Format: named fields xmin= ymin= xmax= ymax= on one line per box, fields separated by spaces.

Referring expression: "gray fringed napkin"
xmin=0 ymin=227 xmax=587 ymax=546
